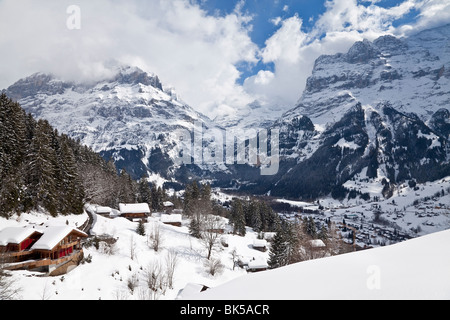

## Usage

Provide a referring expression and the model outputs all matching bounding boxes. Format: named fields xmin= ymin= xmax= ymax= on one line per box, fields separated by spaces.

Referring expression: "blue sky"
xmin=199 ymin=0 xmax=325 ymax=44
xmin=198 ymin=0 xmax=329 ymax=83
xmin=197 ymin=0 xmax=422 ymax=84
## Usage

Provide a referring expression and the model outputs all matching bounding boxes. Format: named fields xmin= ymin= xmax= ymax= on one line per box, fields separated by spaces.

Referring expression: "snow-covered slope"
xmin=184 ymin=228 xmax=450 ymax=300
xmin=2 ymin=209 xmax=269 ymax=300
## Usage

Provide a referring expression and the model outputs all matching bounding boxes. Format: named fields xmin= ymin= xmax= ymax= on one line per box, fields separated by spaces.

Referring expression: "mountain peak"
xmin=112 ymin=65 xmax=163 ymax=90
xmin=345 ymin=38 xmax=380 ymax=64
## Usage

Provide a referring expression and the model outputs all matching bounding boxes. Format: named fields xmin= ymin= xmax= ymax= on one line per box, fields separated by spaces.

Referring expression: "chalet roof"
xmin=96 ymin=206 xmax=112 ymax=214
xmin=248 ymin=257 xmax=268 ymax=270
xmin=309 ymin=239 xmax=326 ymax=248
xmin=30 ymin=226 xmax=87 ymax=251
xmin=163 ymin=201 xmax=174 ymax=207
xmin=253 ymin=239 xmax=267 ymax=248
xmin=119 ymin=203 xmax=151 ymax=214
xmin=176 ymin=283 xmax=209 ymax=299
xmin=160 ymin=214 xmax=182 ymax=223
xmin=0 ymin=227 xmax=43 ymax=246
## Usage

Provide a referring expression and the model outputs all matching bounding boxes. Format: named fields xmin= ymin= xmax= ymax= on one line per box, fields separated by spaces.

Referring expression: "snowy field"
xmin=184 ymin=228 xmax=450 ymax=300
xmin=1 ymin=209 xmax=269 ymax=300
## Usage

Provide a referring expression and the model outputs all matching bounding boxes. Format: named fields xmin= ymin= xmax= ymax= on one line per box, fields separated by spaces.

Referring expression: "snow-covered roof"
xmin=0 ymin=227 xmax=43 ymax=246
xmin=163 ymin=201 xmax=174 ymax=207
xmin=248 ymin=257 xmax=268 ymax=270
xmin=30 ymin=226 xmax=87 ymax=251
xmin=309 ymin=239 xmax=326 ymax=248
xmin=176 ymin=283 xmax=208 ymax=300
xmin=253 ymin=239 xmax=267 ymax=248
xmin=119 ymin=203 xmax=150 ymax=214
xmin=160 ymin=214 xmax=182 ymax=223
xmin=96 ymin=206 xmax=112 ymax=214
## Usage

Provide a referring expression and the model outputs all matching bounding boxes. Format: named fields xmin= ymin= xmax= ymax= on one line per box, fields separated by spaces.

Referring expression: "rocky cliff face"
xmin=266 ymin=24 xmax=450 ymax=199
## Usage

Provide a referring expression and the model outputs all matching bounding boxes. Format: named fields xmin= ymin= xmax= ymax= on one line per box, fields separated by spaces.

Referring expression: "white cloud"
xmin=244 ymin=0 xmax=450 ymax=112
xmin=0 ymin=0 xmax=258 ymax=118
xmin=270 ymin=16 xmax=283 ymax=26
xmin=0 ymin=0 xmax=448 ymax=121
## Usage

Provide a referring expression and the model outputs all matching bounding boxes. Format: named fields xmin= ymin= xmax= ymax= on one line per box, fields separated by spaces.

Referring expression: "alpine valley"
xmin=4 ymin=24 xmax=450 ymax=203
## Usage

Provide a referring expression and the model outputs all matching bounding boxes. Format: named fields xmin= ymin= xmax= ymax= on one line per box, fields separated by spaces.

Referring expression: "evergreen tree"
xmin=303 ymin=216 xmax=317 ymax=238
xmin=189 ymin=214 xmax=202 ymax=239
xmin=25 ymin=119 xmax=59 ymax=216
xmin=230 ymin=199 xmax=246 ymax=236
xmin=137 ymin=178 xmax=152 ymax=207
xmin=136 ymin=220 xmax=146 ymax=236
xmin=268 ymin=229 xmax=288 ymax=269
xmin=57 ymin=137 xmax=84 ymax=214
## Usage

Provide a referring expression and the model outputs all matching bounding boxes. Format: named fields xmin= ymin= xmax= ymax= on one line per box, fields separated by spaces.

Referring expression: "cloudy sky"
xmin=0 ymin=0 xmax=449 ymax=119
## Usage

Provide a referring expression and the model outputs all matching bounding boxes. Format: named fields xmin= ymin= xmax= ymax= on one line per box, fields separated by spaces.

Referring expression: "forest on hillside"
xmin=0 ymin=93 xmax=153 ymax=217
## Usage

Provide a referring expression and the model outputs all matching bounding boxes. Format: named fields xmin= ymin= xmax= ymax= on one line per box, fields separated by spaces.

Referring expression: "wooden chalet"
xmin=163 ymin=201 xmax=174 ymax=214
xmin=119 ymin=203 xmax=150 ymax=221
xmin=160 ymin=213 xmax=182 ymax=227
xmin=0 ymin=227 xmax=43 ymax=263
xmin=247 ymin=257 xmax=268 ymax=273
xmin=30 ymin=226 xmax=87 ymax=261
xmin=96 ymin=206 xmax=112 ymax=218
xmin=252 ymin=239 xmax=268 ymax=252
xmin=0 ymin=226 xmax=87 ymax=275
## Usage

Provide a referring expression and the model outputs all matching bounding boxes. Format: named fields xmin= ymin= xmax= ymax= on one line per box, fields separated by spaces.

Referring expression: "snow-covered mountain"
xmin=3 ymin=24 xmax=450 ymax=200
xmin=264 ymin=24 xmax=450 ymax=199
xmin=287 ymin=24 xmax=450 ymax=127
xmin=4 ymin=65 xmax=220 ymax=183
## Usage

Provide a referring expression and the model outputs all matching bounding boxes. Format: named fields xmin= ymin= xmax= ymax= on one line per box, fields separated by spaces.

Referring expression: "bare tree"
xmin=165 ymin=249 xmax=179 ymax=289
xmin=0 ymin=252 xmax=21 ymax=300
xmin=328 ymin=221 xmax=343 ymax=256
xmin=200 ymin=215 xmax=225 ymax=260
xmin=148 ymin=222 xmax=163 ymax=252
xmin=127 ymin=272 xmax=139 ymax=295
xmin=144 ymin=260 xmax=167 ymax=300
xmin=204 ymin=258 xmax=224 ymax=276
xmin=230 ymin=248 xmax=239 ymax=271
xmin=129 ymin=235 xmax=136 ymax=260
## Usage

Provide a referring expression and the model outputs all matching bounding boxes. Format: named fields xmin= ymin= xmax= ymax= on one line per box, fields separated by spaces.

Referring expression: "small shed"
xmin=160 ymin=214 xmax=182 ymax=227
xmin=247 ymin=257 xmax=268 ymax=273
xmin=309 ymin=239 xmax=326 ymax=250
xmin=163 ymin=201 xmax=175 ymax=214
xmin=119 ymin=203 xmax=150 ymax=221
xmin=96 ymin=206 xmax=112 ymax=218
xmin=252 ymin=239 xmax=268 ymax=252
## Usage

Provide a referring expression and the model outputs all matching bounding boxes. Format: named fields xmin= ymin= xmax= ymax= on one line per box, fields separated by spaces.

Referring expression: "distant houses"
xmin=94 ymin=202 xmax=184 ymax=226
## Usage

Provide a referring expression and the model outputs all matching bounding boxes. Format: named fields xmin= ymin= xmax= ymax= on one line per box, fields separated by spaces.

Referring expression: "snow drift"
xmin=184 ymin=229 xmax=450 ymax=300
